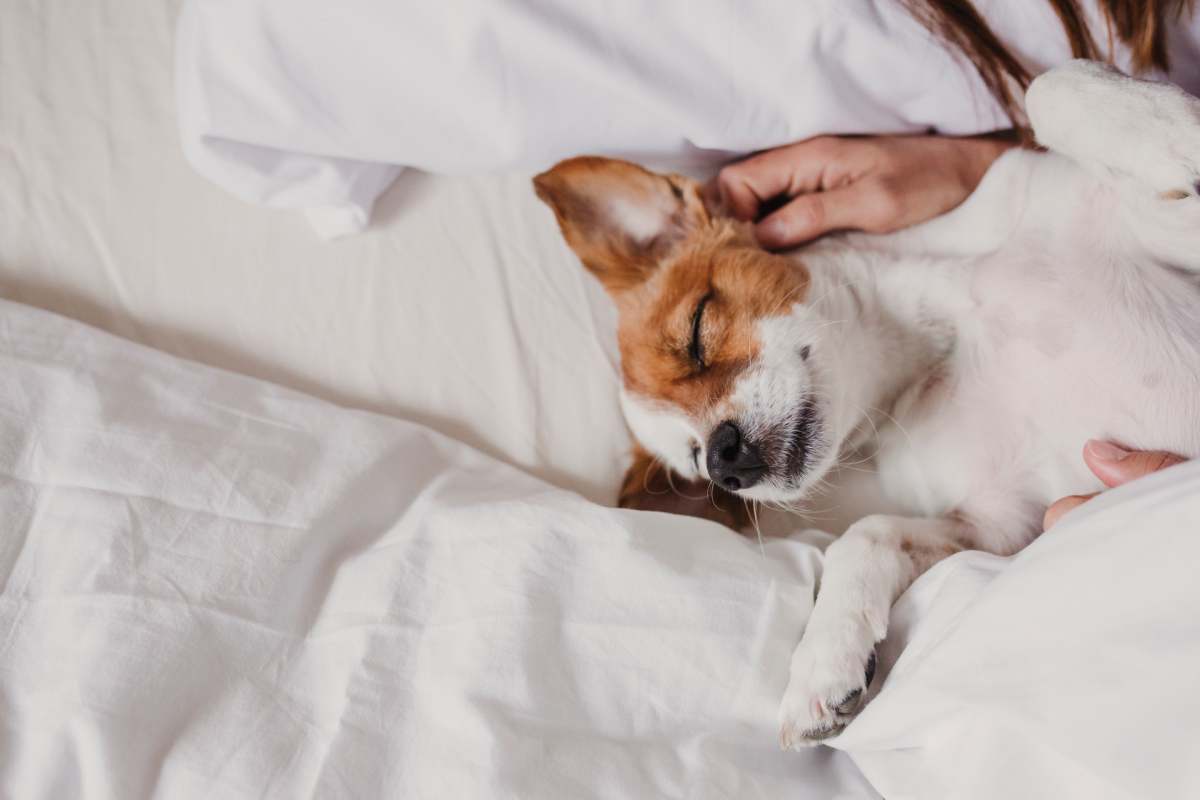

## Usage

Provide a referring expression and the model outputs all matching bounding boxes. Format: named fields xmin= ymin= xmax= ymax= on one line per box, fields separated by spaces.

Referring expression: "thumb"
xmin=1083 ymin=440 xmax=1186 ymax=489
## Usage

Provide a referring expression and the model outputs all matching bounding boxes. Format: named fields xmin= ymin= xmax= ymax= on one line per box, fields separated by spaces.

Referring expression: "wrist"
xmin=957 ymin=132 xmax=1018 ymax=184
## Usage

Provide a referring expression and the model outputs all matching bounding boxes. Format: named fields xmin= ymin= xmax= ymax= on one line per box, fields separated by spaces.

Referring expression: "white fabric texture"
xmin=844 ymin=463 xmax=1200 ymax=798
xmin=0 ymin=298 xmax=878 ymax=799
xmin=0 ymin=0 xmax=878 ymax=536
xmin=4 ymin=298 xmax=1200 ymax=800
xmin=1 ymin=0 xmax=633 ymax=516
xmin=6 ymin=3 xmax=1200 ymax=797
xmin=176 ymin=0 xmax=1200 ymax=236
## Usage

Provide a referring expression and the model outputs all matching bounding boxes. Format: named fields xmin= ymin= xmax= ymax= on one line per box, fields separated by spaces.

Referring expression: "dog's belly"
xmin=875 ymin=246 xmax=1200 ymax=545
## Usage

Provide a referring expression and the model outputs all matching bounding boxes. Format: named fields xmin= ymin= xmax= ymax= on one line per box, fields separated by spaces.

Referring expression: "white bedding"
xmin=3 ymin=291 xmax=1200 ymax=800
xmin=850 ymin=467 xmax=1200 ymax=798
xmin=0 ymin=297 xmax=877 ymax=799
xmin=0 ymin=0 xmax=874 ymax=534
xmin=5 ymin=2 xmax=1200 ymax=797
xmin=1 ymin=0 xmax=632 ymax=512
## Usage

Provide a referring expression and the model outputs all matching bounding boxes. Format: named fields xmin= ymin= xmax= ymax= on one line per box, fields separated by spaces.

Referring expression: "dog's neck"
xmin=802 ymin=247 xmax=956 ymax=448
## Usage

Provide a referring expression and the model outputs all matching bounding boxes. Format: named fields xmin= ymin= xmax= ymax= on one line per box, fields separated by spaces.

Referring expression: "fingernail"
xmin=1085 ymin=439 xmax=1130 ymax=462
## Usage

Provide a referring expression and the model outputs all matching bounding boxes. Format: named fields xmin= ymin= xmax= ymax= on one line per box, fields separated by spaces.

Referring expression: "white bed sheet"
xmin=0 ymin=2 xmax=878 ymax=795
xmin=4 ymin=295 xmax=1200 ymax=800
xmin=0 ymin=297 xmax=878 ymax=799
xmin=7 ymin=3 xmax=1200 ymax=798
xmin=1 ymin=0 xmax=880 ymax=535
xmin=1 ymin=0 xmax=634 ymax=511
xmin=848 ymin=463 xmax=1200 ymax=798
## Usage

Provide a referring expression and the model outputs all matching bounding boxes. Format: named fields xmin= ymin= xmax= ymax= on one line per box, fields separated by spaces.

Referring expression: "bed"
xmin=3 ymin=2 xmax=1200 ymax=798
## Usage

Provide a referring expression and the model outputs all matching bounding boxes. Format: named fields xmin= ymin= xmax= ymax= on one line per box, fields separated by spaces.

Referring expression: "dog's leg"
xmin=1027 ymin=60 xmax=1200 ymax=197
xmin=778 ymin=513 xmax=969 ymax=748
xmin=1027 ymin=60 xmax=1200 ymax=270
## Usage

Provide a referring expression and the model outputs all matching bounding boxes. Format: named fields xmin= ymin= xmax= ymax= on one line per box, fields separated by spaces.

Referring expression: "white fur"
xmin=620 ymin=390 xmax=706 ymax=480
xmin=619 ymin=63 xmax=1200 ymax=746
xmin=607 ymin=196 xmax=671 ymax=244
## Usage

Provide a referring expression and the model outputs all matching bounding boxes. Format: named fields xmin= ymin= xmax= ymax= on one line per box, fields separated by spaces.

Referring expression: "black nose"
xmin=706 ymin=420 xmax=767 ymax=491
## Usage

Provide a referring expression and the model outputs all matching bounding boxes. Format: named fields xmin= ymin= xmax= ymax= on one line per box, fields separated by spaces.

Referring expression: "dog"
xmin=533 ymin=61 xmax=1200 ymax=748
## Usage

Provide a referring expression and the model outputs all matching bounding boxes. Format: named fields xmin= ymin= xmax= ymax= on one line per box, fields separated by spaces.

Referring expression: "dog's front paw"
xmin=779 ymin=635 xmax=877 ymax=749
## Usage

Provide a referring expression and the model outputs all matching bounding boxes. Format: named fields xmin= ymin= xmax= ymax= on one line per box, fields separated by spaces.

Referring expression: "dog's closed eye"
xmin=688 ymin=292 xmax=712 ymax=369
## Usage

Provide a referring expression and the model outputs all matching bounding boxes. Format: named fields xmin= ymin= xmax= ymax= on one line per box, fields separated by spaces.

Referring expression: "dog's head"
xmin=535 ymin=157 xmax=850 ymax=507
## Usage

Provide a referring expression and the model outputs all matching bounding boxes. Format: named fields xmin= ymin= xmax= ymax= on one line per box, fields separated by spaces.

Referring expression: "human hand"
xmin=707 ymin=134 xmax=1016 ymax=249
xmin=1043 ymin=440 xmax=1187 ymax=530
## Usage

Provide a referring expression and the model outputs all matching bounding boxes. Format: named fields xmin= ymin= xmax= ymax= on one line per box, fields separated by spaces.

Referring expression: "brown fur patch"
xmin=534 ymin=156 xmax=811 ymax=524
xmin=615 ymin=221 xmax=809 ymax=418
xmin=619 ymin=446 xmax=750 ymax=531
xmin=534 ymin=155 xmax=810 ymax=421
xmin=533 ymin=157 xmax=710 ymax=293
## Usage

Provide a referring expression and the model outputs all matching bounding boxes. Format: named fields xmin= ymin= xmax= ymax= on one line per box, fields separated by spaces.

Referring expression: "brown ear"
xmin=533 ymin=157 xmax=709 ymax=294
xmin=618 ymin=446 xmax=750 ymax=532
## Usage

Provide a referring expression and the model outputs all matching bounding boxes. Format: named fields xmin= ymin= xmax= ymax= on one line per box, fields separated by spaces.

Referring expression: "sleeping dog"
xmin=533 ymin=61 xmax=1200 ymax=747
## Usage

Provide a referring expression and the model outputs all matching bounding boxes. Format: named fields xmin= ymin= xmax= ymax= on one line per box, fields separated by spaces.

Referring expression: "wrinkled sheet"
xmin=4 ymin=293 xmax=1200 ymax=800
xmin=0 ymin=298 xmax=878 ymax=799
xmin=0 ymin=0 xmax=636 ymax=516
xmin=0 ymin=5 xmax=883 ymax=795
xmin=6 ymin=2 xmax=1200 ymax=797
xmin=842 ymin=460 xmax=1200 ymax=799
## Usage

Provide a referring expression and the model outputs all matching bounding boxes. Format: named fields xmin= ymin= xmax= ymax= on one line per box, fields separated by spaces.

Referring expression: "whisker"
xmin=661 ymin=461 xmax=709 ymax=501
xmin=868 ymin=404 xmax=916 ymax=452
xmin=707 ymin=480 xmax=722 ymax=513
xmin=748 ymin=499 xmax=767 ymax=559
xmin=642 ymin=456 xmax=670 ymax=496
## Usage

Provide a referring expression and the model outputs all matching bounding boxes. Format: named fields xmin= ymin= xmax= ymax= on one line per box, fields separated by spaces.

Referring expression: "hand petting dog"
xmin=1044 ymin=441 xmax=1188 ymax=530
xmin=707 ymin=134 xmax=1016 ymax=249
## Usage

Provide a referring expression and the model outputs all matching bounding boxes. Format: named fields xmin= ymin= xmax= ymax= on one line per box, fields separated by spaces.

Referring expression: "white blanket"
xmin=7 ymin=3 xmax=1200 ymax=794
xmin=849 ymin=465 xmax=1200 ymax=798
xmin=3 ymin=300 xmax=1200 ymax=799
xmin=0 ymin=299 xmax=876 ymax=799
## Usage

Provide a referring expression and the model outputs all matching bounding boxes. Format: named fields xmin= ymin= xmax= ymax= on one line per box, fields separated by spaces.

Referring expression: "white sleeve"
xmin=175 ymin=0 xmax=1015 ymax=237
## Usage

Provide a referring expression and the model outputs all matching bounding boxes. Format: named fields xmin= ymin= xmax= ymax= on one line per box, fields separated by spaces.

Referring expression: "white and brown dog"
xmin=534 ymin=61 xmax=1200 ymax=747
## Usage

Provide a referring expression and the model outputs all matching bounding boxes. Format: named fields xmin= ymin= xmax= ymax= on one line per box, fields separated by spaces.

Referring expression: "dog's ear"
xmin=618 ymin=446 xmax=750 ymax=532
xmin=533 ymin=157 xmax=709 ymax=294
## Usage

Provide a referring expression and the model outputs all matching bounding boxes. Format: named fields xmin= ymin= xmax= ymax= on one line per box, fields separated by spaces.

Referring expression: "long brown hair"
xmin=904 ymin=0 xmax=1193 ymax=128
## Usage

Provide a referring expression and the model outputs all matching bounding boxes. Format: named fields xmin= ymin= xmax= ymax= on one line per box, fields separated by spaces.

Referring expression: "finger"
xmin=1043 ymin=493 xmax=1099 ymax=530
xmin=1082 ymin=440 xmax=1186 ymax=489
xmin=714 ymin=138 xmax=845 ymax=222
xmin=754 ymin=180 xmax=885 ymax=248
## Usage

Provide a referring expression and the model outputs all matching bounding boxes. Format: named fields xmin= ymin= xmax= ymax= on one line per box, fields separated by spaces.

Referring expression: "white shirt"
xmin=176 ymin=0 xmax=1200 ymax=236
